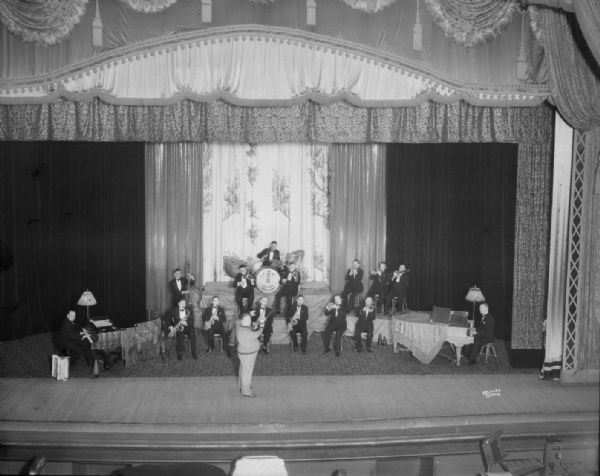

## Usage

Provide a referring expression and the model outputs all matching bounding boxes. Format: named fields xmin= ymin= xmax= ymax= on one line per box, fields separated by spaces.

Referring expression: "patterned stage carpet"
xmin=0 ymin=331 xmax=538 ymax=379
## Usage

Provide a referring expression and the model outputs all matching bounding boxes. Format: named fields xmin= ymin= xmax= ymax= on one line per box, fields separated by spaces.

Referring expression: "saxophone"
xmin=168 ymin=310 xmax=189 ymax=338
xmin=205 ymin=307 xmax=218 ymax=331
xmin=287 ymin=307 xmax=301 ymax=333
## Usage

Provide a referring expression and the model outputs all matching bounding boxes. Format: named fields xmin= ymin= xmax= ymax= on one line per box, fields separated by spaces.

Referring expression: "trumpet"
xmin=325 ymin=302 xmax=339 ymax=311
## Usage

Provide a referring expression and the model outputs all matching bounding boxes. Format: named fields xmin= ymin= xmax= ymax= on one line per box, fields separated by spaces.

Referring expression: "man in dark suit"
xmin=163 ymin=298 xmax=197 ymax=360
xmin=354 ymin=296 xmax=377 ymax=352
xmin=367 ymin=261 xmax=392 ymax=309
xmin=257 ymin=241 xmax=280 ymax=268
xmin=274 ymin=262 xmax=301 ymax=315
xmin=341 ymin=259 xmax=364 ymax=311
xmin=384 ymin=264 xmax=409 ymax=314
xmin=287 ymin=294 xmax=309 ymax=353
xmin=250 ymin=296 xmax=274 ymax=354
xmin=169 ymin=268 xmax=195 ymax=307
xmin=468 ymin=302 xmax=495 ymax=364
xmin=59 ymin=310 xmax=96 ymax=369
xmin=323 ymin=294 xmax=347 ymax=357
xmin=201 ymin=295 xmax=229 ymax=356
xmin=233 ymin=264 xmax=255 ymax=314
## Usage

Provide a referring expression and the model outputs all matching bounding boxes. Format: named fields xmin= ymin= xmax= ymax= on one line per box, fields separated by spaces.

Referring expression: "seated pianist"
xmin=59 ymin=310 xmax=111 ymax=372
xmin=257 ymin=240 xmax=280 ymax=268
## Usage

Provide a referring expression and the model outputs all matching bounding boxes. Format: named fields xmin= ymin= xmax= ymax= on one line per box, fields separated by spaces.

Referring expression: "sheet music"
xmin=91 ymin=318 xmax=113 ymax=328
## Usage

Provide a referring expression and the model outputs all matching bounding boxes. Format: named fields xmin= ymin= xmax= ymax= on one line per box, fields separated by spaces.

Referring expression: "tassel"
xmin=201 ymin=0 xmax=212 ymax=24
xmin=413 ymin=0 xmax=422 ymax=51
xmin=92 ymin=0 xmax=103 ymax=48
xmin=516 ymin=10 xmax=528 ymax=81
xmin=307 ymin=0 xmax=316 ymax=27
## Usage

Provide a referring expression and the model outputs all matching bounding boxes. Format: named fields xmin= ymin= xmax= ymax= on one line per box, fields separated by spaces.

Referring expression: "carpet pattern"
xmin=0 ymin=332 xmax=538 ymax=379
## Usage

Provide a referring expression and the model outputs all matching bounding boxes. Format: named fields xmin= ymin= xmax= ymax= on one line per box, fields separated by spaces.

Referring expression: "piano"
xmin=392 ymin=311 xmax=474 ymax=366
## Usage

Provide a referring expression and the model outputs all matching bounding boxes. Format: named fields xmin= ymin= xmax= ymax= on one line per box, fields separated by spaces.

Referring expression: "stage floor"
xmin=0 ymin=374 xmax=598 ymax=467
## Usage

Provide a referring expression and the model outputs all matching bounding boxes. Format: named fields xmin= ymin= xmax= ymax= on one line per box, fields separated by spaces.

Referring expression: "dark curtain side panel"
xmin=385 ymin=143 xmax=517 ymax=341
xmin=0 ymin=142 xmax=145 ymax=340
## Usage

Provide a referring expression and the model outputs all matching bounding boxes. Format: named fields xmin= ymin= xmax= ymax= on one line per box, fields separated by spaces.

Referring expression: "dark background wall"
xmin=0 ymin=142 xmax=146 ymax=339
xmin=386 ymin=143 xmax=518 ymax=341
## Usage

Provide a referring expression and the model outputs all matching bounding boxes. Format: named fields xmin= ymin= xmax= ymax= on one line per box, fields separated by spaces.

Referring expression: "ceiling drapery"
xmin=423 ymin=0 xmax=519 ymax=48
xmin=116 ymin=0 xmax=178 ymax=13
xmin=338 ymin=0 xmax=397 ymax=13
xmin=0 ymin=0 xmax=88 ymax=45
xmin=573 ymin=0 xmax=600 ymax=67
xmin=0 ymin=26 xmax=548 ymax=107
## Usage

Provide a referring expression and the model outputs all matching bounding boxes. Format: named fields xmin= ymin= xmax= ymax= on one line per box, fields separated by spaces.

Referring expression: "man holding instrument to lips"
xmin=201 ymin=296 xmax=229 ymax=356
xmin=354 ymin=296 xmax=377 ymax=353
xmin=163 ymin=297 xmax=197 ymax=361
xmin=323 ymin=294 xmax=347 ymax=357
xmin=233 ymin=264 xmax=255 ymax=314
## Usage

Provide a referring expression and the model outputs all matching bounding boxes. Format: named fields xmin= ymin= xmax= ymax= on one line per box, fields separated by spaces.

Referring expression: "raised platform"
xmin=0 ymin=375 xmax=597 ymax=469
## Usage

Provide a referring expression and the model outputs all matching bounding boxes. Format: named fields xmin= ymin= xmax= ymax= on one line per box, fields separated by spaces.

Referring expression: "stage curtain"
xmin=0 ymin=141 xmax=145 ymax=340
xmin=329 ymin=144 xmax=386 ymax=297
xmin=202 ymin=143 xmax=330 ymax=285
xmin=385 ymin=143 xmax=517 ymax=341
xmin=573 ymin=0 xmax=600 ymax=69
xmin=145 ymin=142 xmax=203 ymax=317
xmin=533 ymin=6 xmax=600 ymax=131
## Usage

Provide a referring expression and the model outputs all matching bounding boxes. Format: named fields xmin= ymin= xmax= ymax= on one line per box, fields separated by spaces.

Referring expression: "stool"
xmin=392 ymin=297 xmax=407 ymax=314
xmin=479 ymin=342 xmax=497 ymax=363
xmin=212 ymin=333 xmax=223 ymax=352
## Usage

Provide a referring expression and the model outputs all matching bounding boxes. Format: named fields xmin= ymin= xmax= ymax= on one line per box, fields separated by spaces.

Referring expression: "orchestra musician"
xmin=286 ymin=295 xmax=309 ymax=353
xmin=274 ymin=262 xmax=301 ymax=315
xmin=323 ymin=294 xmax=347 ymax=357
xmin=250 ymin=296 xmax=274 ymax=354
xmin=367 ymin=261 xmax=392 ymax=307
xmin=354 ymin=296 xmax=377 ymax=352
xmin=233 ymin=264 xmax=255 ymax=314
xmin=169 ymin=267 xmax=195 ymax=307
xmin=341 ymin=259 xmax=364 ymax=311
xmin=59 ymin=310 xmax=103 ymax=371
xmin=464 ymin=302 xmax=496 ymax=365
xmin=257 ymin=240 xmax=281 ymax=268
xmin=201 ymin=296 xmax=230 ymax=356
xmin=163 ymin=297 xmax=197 ymax=360
xmin=384 ymin=264 xmax=409 ymax=315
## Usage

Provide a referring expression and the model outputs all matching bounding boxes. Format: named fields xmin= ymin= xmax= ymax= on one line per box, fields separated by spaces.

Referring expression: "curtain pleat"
xmin=573 ymin=0 xmax=600 ymax=69
xmin=145 ymin=142 xmax=203 ymax=316
xmin=329 ymin=144 xmax=386 ymax=296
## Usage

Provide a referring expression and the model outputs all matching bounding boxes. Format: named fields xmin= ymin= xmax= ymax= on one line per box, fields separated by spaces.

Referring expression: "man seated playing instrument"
xmin=287 ymin=295 xmax=309 ymax=354
xmin=201 ymin=296 xmax=230 ymax=356
xmin=163 ymin=298 xmax=197 ymax=361
xmin=250 ymin=296 xmax=274 ymax=355
xmin=354 ymin=296 xmax=377 ymax=353
xmin=274 ymin=262 xmax=301 ymax=315
xmin=257 ymin=241 xmax=281 ymax=268
xmin=323 ymin=294 xmax=347 ymax=357
xmin=234 ymin=264 xmax=255 ymax=314
xmin=59 ymin=310 xmax=97 ymax=371
xmin=367 ymin=261 xmax=392 ymax=308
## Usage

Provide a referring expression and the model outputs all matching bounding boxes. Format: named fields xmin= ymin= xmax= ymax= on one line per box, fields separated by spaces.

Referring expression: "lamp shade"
xmin=77 ymin=290 xmax=97 ymax=306
xmin=465 ymin=286 xmax=485 ymax=303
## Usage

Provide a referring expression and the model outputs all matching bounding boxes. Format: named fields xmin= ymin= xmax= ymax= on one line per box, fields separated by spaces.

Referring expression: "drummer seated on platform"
xmin=257 ymin=241 xmax=280 ymax=268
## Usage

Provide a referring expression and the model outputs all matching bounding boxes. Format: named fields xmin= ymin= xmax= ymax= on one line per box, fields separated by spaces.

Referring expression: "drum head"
xmin=256 ymin=267 xmax=281 ymax=294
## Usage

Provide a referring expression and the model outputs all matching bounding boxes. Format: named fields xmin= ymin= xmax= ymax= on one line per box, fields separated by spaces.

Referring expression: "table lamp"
xmin=465 ymin=285 xmax=485 ymax=322
xmin=77 ymin=290 xmax=97 ymax=324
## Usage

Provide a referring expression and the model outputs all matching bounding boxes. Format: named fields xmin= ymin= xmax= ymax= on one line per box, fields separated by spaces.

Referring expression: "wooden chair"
xmin=480 ymin=430 xmax=544 ymax=476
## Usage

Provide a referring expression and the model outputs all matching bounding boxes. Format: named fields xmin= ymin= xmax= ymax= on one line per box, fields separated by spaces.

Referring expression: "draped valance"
xmin=0 ymin=26 xmax=549 ymax=108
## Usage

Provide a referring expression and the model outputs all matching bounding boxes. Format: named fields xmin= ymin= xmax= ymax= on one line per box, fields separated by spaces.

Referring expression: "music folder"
xmin=90 ymin=317 xmax=116 ymax=332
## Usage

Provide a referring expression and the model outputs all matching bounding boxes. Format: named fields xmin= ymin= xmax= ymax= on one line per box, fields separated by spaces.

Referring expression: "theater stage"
xmin=0 ymin=374 xmax=597 ymax=472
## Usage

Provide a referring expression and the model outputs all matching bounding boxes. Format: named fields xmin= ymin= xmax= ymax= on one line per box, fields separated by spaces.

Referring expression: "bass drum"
xmin=255 ymin=267 xmax=281 ymax=294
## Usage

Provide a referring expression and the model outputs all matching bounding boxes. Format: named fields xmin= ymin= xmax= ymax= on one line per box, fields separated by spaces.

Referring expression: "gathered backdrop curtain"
xmin=329 ymin=144 xmax=386 ymax=297
xmin=145 ymin=142 xmax=203 ymax=317
xmin=202 ymin=143 xmax=330 ymax=284
xmin=533 ymin=6 xmax=600 ymax=131
xmin=573 ymin=0 xmax=600 ymax=68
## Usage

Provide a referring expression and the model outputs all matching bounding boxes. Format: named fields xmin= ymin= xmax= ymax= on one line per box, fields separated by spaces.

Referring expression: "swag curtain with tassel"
xmin=145 ymin=142 xmax=203 ymax=316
